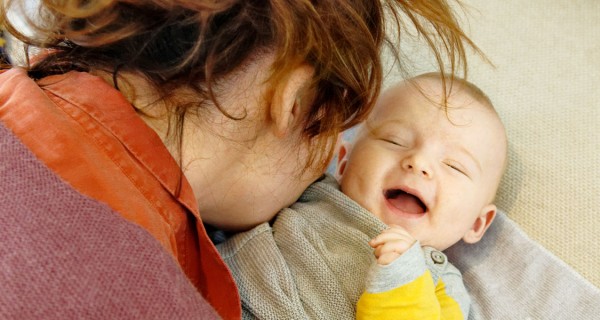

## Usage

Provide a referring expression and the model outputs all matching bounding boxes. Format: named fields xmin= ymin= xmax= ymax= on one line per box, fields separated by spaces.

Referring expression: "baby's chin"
xmin=419 ymin=236 xmax=459 ymax=252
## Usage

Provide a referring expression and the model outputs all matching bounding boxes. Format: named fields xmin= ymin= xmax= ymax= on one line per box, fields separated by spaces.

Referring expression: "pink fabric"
xmin=0 ymin=121 xmax=220 ymax=319
xmin=0 ymin=68 xmax=240 ymax=318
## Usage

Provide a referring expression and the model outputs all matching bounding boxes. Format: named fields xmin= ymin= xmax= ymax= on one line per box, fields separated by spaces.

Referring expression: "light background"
xmin=380 ymin=0 xmax=600 ymax=287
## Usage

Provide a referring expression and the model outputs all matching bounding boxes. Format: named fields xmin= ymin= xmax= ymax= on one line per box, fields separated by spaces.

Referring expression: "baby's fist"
xmin=369 ymin=225 xmax=416 ymax=265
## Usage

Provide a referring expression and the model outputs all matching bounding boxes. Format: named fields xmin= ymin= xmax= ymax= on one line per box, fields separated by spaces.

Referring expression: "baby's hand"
xmin=368 ymin=225 xmax=416 ymax=265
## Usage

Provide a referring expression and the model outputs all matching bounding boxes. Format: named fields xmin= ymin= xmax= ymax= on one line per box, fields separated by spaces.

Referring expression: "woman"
xmin=0 ymin=0 xmax=478 ymax=318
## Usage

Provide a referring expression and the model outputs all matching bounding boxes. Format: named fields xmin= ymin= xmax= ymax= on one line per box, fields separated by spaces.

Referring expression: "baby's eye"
xmin=381 ymin=138 xmax=405 ymax=147
xmin=445 ymin=162 xmax=469 ymax=177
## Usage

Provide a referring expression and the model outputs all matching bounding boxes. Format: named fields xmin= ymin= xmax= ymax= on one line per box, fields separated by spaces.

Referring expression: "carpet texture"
xmin=384 ymin=0 xmax=600 ymax=288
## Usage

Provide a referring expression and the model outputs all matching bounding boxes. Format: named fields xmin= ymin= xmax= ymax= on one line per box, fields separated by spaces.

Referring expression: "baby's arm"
xmin=422 ymin=246 xmax=471 ymax=319
xmin=356 ymin=226 xmax=467 ymax=320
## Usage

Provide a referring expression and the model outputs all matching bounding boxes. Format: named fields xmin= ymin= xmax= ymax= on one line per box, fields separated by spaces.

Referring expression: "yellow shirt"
xmin=356 ymin=244 xmax=468 ymax=319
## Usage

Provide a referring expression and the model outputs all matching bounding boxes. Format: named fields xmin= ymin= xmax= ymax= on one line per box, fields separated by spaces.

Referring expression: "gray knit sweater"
xmin=217 ymin=175 xmax=469 ymax=319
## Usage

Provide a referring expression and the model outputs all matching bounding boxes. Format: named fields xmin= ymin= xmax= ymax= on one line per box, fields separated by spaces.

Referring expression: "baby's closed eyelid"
xmin=377 ymin=131 xmax=411 ymax=147
xmin=372 ymin=124 xmax=412 ymax=146
xmin=380 ymin=137 xmax=405 ymax=147
xmin=444 ymin=160 xmax=469 ymax=177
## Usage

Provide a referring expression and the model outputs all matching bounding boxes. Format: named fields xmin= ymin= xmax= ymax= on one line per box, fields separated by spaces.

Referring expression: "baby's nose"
xmin=402 ymin=156 xmax=433 ymax=178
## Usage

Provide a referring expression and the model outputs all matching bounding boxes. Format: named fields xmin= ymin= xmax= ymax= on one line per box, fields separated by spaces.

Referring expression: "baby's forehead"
xmin=368 ymin=79 xmax=506 ymax=159
xmin=390 ymin=75 xmax=492 ymax=106
xmin=372 ymin=80 xmax=493 ymax=124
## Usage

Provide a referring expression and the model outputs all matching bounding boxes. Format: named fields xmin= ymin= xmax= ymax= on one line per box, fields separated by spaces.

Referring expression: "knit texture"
xmin=0 ymin=122 xmax=219 ymax=319
xmin=447 ymin=212 xmax=600 ymax=319
xmin=218 ymin=176 xmax=387 ymax=319
xmin=252 ymin=176 xmax=600 ymax=319
xmin=221 ymin=176 xmax=470 ymax=318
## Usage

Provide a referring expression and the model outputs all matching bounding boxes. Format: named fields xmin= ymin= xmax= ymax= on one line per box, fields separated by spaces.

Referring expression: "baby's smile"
xmin=384 ymin=188 xmax=427 ymax=216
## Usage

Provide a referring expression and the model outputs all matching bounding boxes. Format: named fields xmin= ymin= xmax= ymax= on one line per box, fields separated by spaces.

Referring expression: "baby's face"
xmin=338 ymin=79 xmax=506 ymax=251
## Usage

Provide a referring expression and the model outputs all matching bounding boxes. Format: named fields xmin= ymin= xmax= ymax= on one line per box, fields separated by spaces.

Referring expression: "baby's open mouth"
xmin=384 ymin=189 xmax=426 ymax=214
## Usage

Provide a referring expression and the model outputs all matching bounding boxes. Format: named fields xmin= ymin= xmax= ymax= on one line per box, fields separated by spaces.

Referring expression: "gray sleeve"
xmin=363 ymin=243 xmax=470 ymax=318
xmin=363 ymin=241 xmax=428 ymax=293
xmin=423 ymin=246 xmax=471 ymax=318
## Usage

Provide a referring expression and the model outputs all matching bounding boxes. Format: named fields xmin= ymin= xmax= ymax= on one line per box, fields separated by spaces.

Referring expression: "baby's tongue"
xmin=388 ymin=193 xmax=424 ymax=214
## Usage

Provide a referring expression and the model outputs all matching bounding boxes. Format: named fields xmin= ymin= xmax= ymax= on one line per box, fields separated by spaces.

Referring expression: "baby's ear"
xmin=335 ymin=142 xmax=350 ymax=180
xmin=462 ymin=204 xmax=497 ymax=244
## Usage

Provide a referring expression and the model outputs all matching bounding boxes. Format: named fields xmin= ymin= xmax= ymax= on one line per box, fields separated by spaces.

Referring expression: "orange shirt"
xmin=0 ymin=68 xmax=240 ymax=319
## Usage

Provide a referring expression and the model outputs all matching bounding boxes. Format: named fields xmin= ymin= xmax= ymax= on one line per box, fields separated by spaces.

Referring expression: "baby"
xmin=217 ymin=73 xmax=507 ymax=320
xmin=336 ymin=73 xmax=507 ymax=319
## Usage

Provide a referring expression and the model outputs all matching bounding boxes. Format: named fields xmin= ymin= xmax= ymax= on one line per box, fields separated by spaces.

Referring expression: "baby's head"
xmin=336 ymin=73 xmax=507 ymax=251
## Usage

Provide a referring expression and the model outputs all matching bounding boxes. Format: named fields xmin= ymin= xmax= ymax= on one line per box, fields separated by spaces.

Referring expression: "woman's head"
xmin=1 ymin=0 xmax=480 ymax=229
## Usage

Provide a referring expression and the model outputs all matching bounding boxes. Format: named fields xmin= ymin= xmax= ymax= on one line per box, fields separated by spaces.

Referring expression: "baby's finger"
xmin=377 ymin=252 xmax=402 ymax=265
xmin=373 ymin=238 xmax=415 ymax=258
xmin=369 ymin=228 xmax=415 ymax=247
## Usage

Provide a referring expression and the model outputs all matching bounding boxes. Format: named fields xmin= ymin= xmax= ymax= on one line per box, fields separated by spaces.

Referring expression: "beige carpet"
xmin=385 ymin=0 xmax=600 ymax=288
